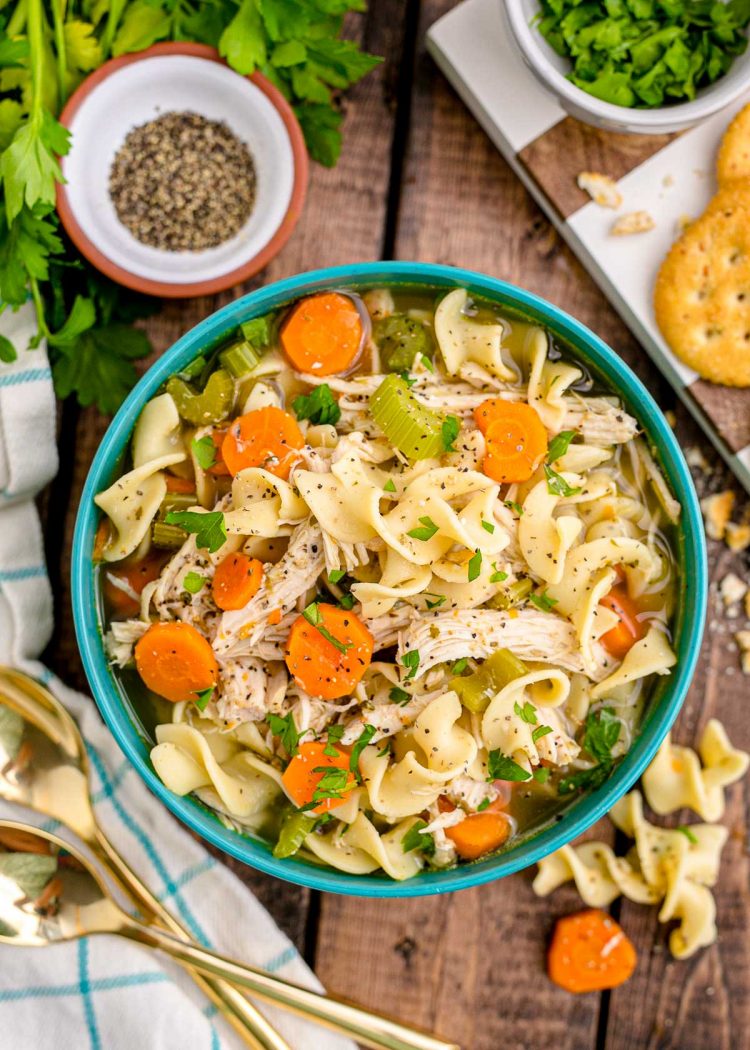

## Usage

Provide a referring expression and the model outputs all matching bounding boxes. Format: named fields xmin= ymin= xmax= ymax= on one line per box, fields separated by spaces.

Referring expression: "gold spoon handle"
xmin=94 ymin=830 xmax=291 ymax=1050
xmin=120 ymin=917 xmax=460 ymax=1050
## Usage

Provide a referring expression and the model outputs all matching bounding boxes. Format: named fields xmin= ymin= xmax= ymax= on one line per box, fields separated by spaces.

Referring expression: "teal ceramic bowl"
xmin=71 ymin=262 xmax=707 ymax=897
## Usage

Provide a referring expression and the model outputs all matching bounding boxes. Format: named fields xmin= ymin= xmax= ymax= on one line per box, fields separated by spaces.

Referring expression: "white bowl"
xmin=503 ymin=0 xmax=750 ymax=134
xmin=57 ymin=43 xmax=308 ymax=297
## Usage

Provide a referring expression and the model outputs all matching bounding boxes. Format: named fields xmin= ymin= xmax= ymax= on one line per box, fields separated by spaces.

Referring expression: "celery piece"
xmin=178 ymin=355 xmax=207 ymax=381
xmin=369 ymin=374 xmax=445 ymax=460
xmin=220 ymin=340 xmax=262 ymax=378
xmin=241 ymin=315 xmax=271 ymax=347
xmin=272 ymin=809 xmax=318 ymax=859
xmin=487 ymin=578 xmax=533 ymax=611
xmin=374 ymin=314 xmax=433 ymax=373
xmin=158 ymin=492 xmax=197 ymax=520
xmin=166 ymin=368 xmax=235 ymax=426
xmin=151 ymin=521 xmax=187 ymax=550
xmin=452 ymin=648 xmax=529 ymax=714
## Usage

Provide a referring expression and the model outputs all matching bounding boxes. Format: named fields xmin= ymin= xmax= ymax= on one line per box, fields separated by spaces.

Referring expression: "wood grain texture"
xmin=518 ymin=117 xmax=675 ymax=219
xmin=688 ymin=380 xmax=750 ymax=454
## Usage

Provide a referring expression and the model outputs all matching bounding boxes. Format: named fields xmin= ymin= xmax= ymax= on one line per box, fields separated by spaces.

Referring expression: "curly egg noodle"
xmin=95 ymin=285 xmax=680 ymax=880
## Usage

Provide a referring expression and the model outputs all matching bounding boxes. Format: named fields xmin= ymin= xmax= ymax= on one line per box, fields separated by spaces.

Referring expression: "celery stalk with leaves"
xmin=0 ymin=0 xmax=380 ymax=412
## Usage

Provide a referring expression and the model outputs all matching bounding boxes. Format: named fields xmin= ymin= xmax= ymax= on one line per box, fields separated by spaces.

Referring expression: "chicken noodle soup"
xmin=94 ymin=285 xmax=679 ymax=880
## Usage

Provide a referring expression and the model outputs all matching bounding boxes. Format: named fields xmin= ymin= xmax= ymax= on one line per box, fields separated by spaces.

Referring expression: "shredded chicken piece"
xmin=215 ymin=658 xmax=288 ymax=724
xmin=105 ymin=618 xmax=149 ymax=666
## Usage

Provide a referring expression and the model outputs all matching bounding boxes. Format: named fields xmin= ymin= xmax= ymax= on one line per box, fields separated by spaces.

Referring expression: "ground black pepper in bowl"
xmin=109 ymin=111 xmax=257 ymax=252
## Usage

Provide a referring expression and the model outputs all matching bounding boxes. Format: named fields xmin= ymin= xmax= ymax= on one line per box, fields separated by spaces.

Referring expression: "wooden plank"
xmin=44 ymin=1 xmax=407 ymax=951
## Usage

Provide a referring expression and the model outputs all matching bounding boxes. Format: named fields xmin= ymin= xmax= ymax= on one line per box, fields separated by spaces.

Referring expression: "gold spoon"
xmin=0 ymin=667 xmax=289 ymax=1050
xmin=0 ymin=820 xmax=459 ymax=1050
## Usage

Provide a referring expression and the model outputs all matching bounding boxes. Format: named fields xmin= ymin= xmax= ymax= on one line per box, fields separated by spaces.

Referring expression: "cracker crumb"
xmin=577 ymin=171 xmax=623 ymax=210
xmin=720 ymin=572 xmax=747 ymax=612
xmin=700 ymin=490 xmax=735 ymax=540
xmin=736 ymin=630 xmax=750 ymax=674
xmin=726 ymin=521 xmax=750 ymax=552
xmin=611 ymin=211 xmax=655 ymax=236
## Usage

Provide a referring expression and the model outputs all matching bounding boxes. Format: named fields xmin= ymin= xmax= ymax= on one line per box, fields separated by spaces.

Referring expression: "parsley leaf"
xmin=532 ymin=724 xmax=553 ymax=744
xmin=468 ymin=548 xmax=482 ymax=582
xmin=477 ymin=797 xmax=491 ymax=812
xmin=165 ymin=510 xmax=227 ymax=554
xmin=583 ymin=707 xmax=621 ymax=764
xmin=451 ymin=658 xmax=468 ymax=675
xmin=504 ymin=500 xmax=524 ymax=516
xmin=441 ymin=415 xmax=460 ymax=452
xmin=547 ymin=429 xmax=576 ymax=463
xmin=52 ymin=320 xmax=152 ymax=415
xmin=268 ymin=712 xmax=301 ymax=756
xmin=514 ymin=700 xmax=537 ymax=725
xmin=529 ymin=590 xmax=558 ymax=613
xmin=389 ymin=686 xmax=411 ymax=706
xmin=401 ymin=650 xmax=420 ymax=680
xmin=424 ymin=592 xmax=446 ymax=610
xmin=304 ymin=765 xmax=350 ymax=808
xmin=407 ymin=516 xmax=439 ymax=542
xmin=323 ymin=724 xmax=345 ymax=757
xmin=292 ymin=383 xmax=341 ymax=426
xmin=487 ymin=750 xmax=531 ymax=782
xmin=192 ymin=435 xmax=217 ymax=470
xmin=676 ymin=825 xmax=698 ymax=845
xmin=194 ymin=686 xmax=214 ymax=712
xmin=481 ymin=519 xmax=495 ymax=534
xmin=544 ymin=464 xmax=582 ymax=498
xmin=533 ymin=767 xmax=551 ymax=784
xmin=183 ymin=571 xmax=206 ymax=594
xmin=489 ymin=566 xmax=508 ymax=583
xmin=350 ymin=724 xmax=377 ymax=778
xmin=402 ymin=819 xmax=435 ymax=856
xmin=302 ymin=601 xmax=351 ymax=654
xmin=328 ymin=569 xmax=346 ymax=584
xmin=383 ymin=479 xmax=397 ymax=493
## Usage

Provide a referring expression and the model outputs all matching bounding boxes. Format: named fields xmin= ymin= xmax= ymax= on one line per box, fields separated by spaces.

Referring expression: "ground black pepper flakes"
xmin=109 ymin=111 xmax=257 ymax=252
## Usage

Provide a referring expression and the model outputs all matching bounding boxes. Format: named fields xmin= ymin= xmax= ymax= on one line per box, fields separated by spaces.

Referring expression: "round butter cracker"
xmin=654 ymin=195 xmax=750 ymax=387
xmin=717 ymin=103 xmax=750 ymax=185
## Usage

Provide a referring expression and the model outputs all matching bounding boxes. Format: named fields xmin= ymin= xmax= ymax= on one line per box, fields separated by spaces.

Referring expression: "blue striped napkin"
xmin=0 ymin=304 xmax=355 ymax=1050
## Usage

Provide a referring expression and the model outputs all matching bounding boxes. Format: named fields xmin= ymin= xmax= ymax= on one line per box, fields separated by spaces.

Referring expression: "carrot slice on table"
xmin=134 ymin=621 xmax=219 ymax=704
xmin=221 ymin=407 xmax=304 ymax=480
xmin=281 ymin=740 xmax=356 ymax=815
xmin=165 ymin=474 xmax=197 ymax=494
xmin=103 ymin=550 xmax=169 ymax=618
xmin=438 ymin=795 xmax=510 ymax=861
xmin=284 ymin=603 xmax=374 ymax=700
xmin=548 ymin=910 xmax=637 ymax=993
xmin=281 ymin=292 xmax=364 ymax=376
xmin=599 ymin=585 xmax=646 ymax=659
xmin=474 ymin=399 xmax=548 ymax=484
xmin=212 ymin=552 xmax=263 ymax=611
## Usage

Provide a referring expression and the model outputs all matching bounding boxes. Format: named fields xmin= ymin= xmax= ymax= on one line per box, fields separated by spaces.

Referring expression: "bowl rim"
xmin=503 ymin=0 xmax=750 ymax=131
xmin=71 ymin=261 xmax=707 ymax=898
xmin=56 ymin=42 xmax=309 ymax=298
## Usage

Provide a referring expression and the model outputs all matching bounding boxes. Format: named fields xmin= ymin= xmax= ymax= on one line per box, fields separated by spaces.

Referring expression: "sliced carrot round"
xmin=221 ymin=407 xmax=304 ymax=480
xmin=212 ymin=552 xmax=263 ymax=611
xmin=206 ymin=429 xmax=231 ymax=476
xmin=599 ymin=585 xmax=646 ymax=659
xmin=548 ymin=910 xmax=637 ymax=993
xmin=281 ymin=292 xmax=364 ymax=376
xmin=281 ymin=740 xmax=356 ymax=815
xmin=104 ymin=550 xmax=169 ymax=619
xmin=474 ymin=399 xmax=548 ymax=484
xmin=135 ymin=622 xmax=219 ymax=704
xmin=284 ymin=604 xmax=374 ymax=700
xmin=438 ymin=795 xmax=510 ymax=860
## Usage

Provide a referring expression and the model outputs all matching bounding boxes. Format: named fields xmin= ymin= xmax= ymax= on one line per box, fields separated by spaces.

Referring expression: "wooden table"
xmin=46 ymin=3 xmax=750 ymax=1047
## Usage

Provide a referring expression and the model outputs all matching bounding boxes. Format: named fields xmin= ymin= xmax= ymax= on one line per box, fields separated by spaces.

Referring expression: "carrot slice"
xmin=281 ymin=740 xmax=356 ymax=815
xmin=281 ymin=292 xmax=364 ymax=376
xmin=474 ymin=399 xmax=548 ymax=483
xmin=599 ymin=585 xmax=646 ymax=659
xmin=93 ymin=519 xmax=111 ymax=561
xmin=212 ymin=552 xmax=263 ymax=611
xmin=206 ymin=429 xmax=231 ymax=476
xmin=284 ymin=603 xmax=374 ymax=700
xmin=134 ymin=622 xmax=219 ymax=704
xmin=548 ymin=910 xmax=637 ymax=993
xmin=103 ymin=550 xmax=169 ymax=618
xmin=438 ymin=795 xmax=510 ymax=860
xmin=165 ymin=474 xmax=196 ymax=494
xmin=221 ymin=406 xmax=304 ymax=480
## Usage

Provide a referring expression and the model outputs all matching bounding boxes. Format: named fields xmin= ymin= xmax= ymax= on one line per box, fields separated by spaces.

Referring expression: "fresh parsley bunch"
xmin=0 ymin=0 xmax=380 ymax=411
xmin=537 ymin=0 xmax=750 ymax=109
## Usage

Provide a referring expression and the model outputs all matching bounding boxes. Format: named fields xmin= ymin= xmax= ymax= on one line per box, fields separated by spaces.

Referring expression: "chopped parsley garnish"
xmin=323 ymin=724 xmax=345 ymax=757
xmin=164 ymin=510 xmax=226 ymax=553
xmin=292 ymin=383 xmax=341 ymax=426
xmin=401 ymin=650 xmax=420 ymax=680
xmin=419 ymin=354 xmax=434 ymax=372
xmin=532 ymin=724 xmax=553 ymax=744
xmin=468 ymin=548 xmax=482 ymax=582
xmin=377 ymin=743 xmax=391 ymax=758
xmin=547 ymin=429 xmax=576 ymax=463
xmin=451 ymin=658 xmax=468 ymax=675
xmin=389 ymin=686 xmax=411 ymax=706
xmin=302 ymin=601 xmax=351 ymax=654
xmin=338 ymin=592 xmax=355 ymax=610
xmin=268 ymin=712 xmax=302 ymax=756
xmin=529 ymin=590 xmax=558 ymax=613
xmin=425 ymin=593 xmax=446 ymax=610
xmin=558 ymin=708 xmax=621 ymax=796
xmin=544 ymin=464 xmax=582 ymax=498
xmin=383 ymin=478 xmax=397 ymax=493
xmin=533 ymin=767 xmax=551 ymax=784
xmin=328 ymin=569 xmax=346 ymax=584
xmin=194 ymin=686 xmax=214 ymax=712
xmin=303 ymin=766 xmax=350 ymax=809
xmin=676 ymin=825 xmax=698 ymax=845
xmin=514 ymin=700 xmax=537 ymax=725
xmin=441 ymin=415 xmax=460 ymax=452
xmin=191 ymin=435 xmax=216 ymax=470
xmin=402 ymin=819 xmax=435 ymax=856
xmin=350 ymin=724 xmax=377 ymax=778
xmin=400 ymin=371 xmax=417 ymax=388
xmin=504 ymin=500 xmax=524 ymax=516
xmin=487 ymin=749 xmax=531 ymax=782
xmin=481 ymin=519 xmax=495 ymax=534
xmin=489 ymin=566 xmax=508 ymax=583
xmin=407 ymin=516 xmax=439 ymax=542
xmin=477 ymin=797 xmax=491 ymax=812
xmin=183 ymin=571 xmax=207 ymax=594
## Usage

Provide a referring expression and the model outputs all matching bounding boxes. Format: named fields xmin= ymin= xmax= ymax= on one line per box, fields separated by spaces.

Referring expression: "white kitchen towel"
xmin=0 ymin=303 xmax=354 ymax=1050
